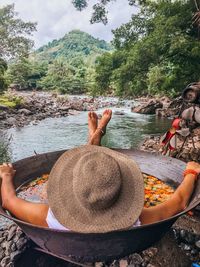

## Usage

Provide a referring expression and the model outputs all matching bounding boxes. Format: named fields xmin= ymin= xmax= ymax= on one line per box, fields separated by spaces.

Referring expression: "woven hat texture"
xmin=47 ymin=145 xmax=144 ymax=233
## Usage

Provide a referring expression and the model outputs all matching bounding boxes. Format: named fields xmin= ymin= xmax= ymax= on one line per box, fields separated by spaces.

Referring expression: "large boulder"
xmin=132 ymin=99 xmax=163 ymax=114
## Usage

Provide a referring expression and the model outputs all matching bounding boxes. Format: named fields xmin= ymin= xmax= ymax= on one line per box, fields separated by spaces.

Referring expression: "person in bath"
xmin=0 ymin=109 xmax=199 ymax=233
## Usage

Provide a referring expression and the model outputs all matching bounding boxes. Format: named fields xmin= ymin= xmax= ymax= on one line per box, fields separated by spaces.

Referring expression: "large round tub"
xmin=0 ymin=149 xmax=200 ymax=263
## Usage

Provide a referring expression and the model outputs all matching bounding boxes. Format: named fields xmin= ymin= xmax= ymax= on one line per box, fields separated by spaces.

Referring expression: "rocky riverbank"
xmin=140 ymin=128 xmax=200 ymax=162
xmin=132 ymin=96 xmax=186 ymax=118
xmin=0 ymin=91 xmax=119 ymax=130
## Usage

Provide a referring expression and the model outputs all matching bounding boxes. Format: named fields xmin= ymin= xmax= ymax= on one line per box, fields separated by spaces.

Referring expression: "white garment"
xmin=46 ymin=208 xmax=141 ymax=231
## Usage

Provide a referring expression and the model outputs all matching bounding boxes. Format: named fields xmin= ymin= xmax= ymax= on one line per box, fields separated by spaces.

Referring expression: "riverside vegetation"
xmin=1 ymin=1 xmax=200 ymax=98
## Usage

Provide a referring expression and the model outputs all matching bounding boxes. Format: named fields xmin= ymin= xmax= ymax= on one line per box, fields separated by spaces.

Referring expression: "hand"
xmin=186 ymin=161 xmax=200 ymax=174
xmin=0 ymin=163 xmax=16 ymax=179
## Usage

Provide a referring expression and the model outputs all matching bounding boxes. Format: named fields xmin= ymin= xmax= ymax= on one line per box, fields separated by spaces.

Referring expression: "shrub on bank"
xmin=0 ymin=93 xmax=24 ymax=108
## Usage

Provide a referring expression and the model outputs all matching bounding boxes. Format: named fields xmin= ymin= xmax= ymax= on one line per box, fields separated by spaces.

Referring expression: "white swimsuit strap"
xmin=46 ymin=208 xmax=69 ymax=231
xmin=46 ymin=208 xmax=141 ymax=231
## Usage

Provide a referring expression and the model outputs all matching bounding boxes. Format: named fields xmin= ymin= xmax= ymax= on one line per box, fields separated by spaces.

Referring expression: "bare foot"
xmin=88 ymin=111 xmax=98 ymax=137
xmin=90 ymin=109 xmax=112 ymax=145
xmin=98 ymin=109 xmax=112 ymax=133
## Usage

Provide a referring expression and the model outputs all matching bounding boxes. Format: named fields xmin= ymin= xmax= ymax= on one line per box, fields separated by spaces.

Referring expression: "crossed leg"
xmin=88 ymin=109 xmax=112 ymax=146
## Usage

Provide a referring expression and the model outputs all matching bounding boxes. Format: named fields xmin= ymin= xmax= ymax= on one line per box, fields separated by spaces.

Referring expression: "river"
xmin=6 ymin=98 xmax=171 ymax=161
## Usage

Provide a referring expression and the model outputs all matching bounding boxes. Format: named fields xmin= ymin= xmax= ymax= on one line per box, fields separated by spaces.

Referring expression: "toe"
xmin=93 ymin=112 xmax=98 ymax=119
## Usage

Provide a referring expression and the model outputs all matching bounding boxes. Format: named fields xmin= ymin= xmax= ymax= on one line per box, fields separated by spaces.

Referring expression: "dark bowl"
xmin=0 ymin=149 xmax=200 ymax=263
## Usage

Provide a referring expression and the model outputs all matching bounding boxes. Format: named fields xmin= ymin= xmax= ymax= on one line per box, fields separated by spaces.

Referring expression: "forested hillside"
xmin=32 ymin=30 xmax=112 ymax=64
xmin=6 ymin=30 xmax=112 ymax=94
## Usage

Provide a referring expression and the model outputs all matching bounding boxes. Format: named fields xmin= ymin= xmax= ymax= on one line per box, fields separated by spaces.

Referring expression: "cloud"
xmin=0 ymin=0 xmax=137 ymax=48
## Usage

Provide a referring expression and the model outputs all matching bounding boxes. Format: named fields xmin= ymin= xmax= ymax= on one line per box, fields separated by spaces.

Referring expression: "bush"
xmin=0 ymin=93 xmax=24 ymax=108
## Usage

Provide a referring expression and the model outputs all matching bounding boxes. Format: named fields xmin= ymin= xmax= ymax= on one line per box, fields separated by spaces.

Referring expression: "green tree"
xmin=0 ymin=58 xmax=8 ymax=93
xmin=72 ymin=0 xmax=200 ymax=26
xmin=6 ymin=59 xmax=48 ymax=90
xmin=72 ymin=0 xmax=146 ymax=24
xmin=94 ymin=0 xmax=200 ymax=97
xmin=0 ymin=4 xmax=36 ymax=59
xmin=39 ymin=59 xmax=76 ymax=93
xmin=6 ymin=58 xmax=32 ymax=89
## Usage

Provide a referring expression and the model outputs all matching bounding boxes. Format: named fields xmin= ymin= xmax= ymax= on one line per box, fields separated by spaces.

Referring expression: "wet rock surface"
xmin=0 ymin=91 xmax=119 ymax=130
xmin=132 ymin=96 xmax=193 ymax=118
xmin=131 ymin=99 xmax=163 ymax=115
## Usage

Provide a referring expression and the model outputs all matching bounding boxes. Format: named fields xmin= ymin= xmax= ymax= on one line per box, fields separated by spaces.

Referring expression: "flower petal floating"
xmin=18 ymin=174 xmax=175 ymax=207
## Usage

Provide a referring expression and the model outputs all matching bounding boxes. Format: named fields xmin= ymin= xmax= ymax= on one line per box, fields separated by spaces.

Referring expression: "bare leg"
xmin=89 ymin=109 xmax=112 ymax=146
xmin=87 ymin=111 xmax=98 ymax=143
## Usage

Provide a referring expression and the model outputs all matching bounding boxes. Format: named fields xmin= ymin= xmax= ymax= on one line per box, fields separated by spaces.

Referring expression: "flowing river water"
xmin=5 ymin=97 xmax=172 ymax=161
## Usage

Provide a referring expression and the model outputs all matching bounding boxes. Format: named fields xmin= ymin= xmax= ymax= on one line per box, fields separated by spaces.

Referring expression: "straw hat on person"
xmin=47 ymin=145 xmax=144 ymax=233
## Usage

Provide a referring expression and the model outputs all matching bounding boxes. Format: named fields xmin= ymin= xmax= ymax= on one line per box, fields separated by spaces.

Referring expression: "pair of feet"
xmin=88 ymin=109 xmax=112 ymax=145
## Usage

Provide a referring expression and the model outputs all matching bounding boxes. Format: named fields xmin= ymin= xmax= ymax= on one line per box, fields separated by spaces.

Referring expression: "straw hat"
xmin=47 ymin=145 xmax=144 ymax=233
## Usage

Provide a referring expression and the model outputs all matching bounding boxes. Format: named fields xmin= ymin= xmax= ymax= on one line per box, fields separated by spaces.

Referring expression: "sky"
xmin=0 ymin=0 xmax=137 ymax=49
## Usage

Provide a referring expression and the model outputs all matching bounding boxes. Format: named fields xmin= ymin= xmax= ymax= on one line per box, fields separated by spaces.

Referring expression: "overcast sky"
xmin=1 ymin=0 xmax=137 ymax=49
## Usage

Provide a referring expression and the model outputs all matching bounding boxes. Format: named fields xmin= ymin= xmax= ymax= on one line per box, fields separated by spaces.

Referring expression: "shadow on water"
xmin=6 ymin=107 xmax=172 ymax=161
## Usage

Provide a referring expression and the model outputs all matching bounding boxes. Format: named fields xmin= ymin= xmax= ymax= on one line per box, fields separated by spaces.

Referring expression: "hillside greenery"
xmin=7 ymin=30 xmax=112 ymax=94
xmin=33 ymin=30 xmax=112 ymax=63
xmin=93 ymin=0 xmax=200 ymax=97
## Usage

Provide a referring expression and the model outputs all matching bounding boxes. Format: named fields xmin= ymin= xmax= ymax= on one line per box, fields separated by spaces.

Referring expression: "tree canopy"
xmin=0 ymin=58 xmax=7 ymax=93
xmin=0 ymin=4 xmax=36 ymax=93
xmin=72 ymin=0 xmax=146 ymax=24
xmin=72 ymin=0 xmax=200 ymax=26
xmin=0 ymin=4 xmax=36 ymax=60
xmin=93 ymin=0 xmax=200 ymax=97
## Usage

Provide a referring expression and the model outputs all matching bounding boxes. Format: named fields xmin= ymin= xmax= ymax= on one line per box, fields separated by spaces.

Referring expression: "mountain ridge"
xmin=31 ymin=30 xmax=113 ymax=65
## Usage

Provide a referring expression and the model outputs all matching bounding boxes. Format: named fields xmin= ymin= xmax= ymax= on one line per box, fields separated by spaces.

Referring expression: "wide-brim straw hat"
xmin=47 ymin=145 xmax=144 ymax=233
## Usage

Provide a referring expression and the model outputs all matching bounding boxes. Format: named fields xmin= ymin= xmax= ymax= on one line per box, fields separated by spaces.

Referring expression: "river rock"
xmin=114 ymin=111 xmax=125 ymax=116
xmin=156 ymin=108 xmax=177 ymax=118
xmin=7 ymin=225 xmax=17 ymax=241
xmin=59 ymin=106 xmax=70 ymax=111
xmin=0 ymin=223 xmax=30 ymax=266
xmin=18 ymin=108 xmax=32 ymax=116
xmin=132 ymin=100 xmax=163 ymax=114
xmin=0 ymin=105 xmax=9 ymax=111
xmin=0 ymin=111 xmax=7 ymax=120
xmin=129 ymin=254 xmax=143 ymax=265
xmin=0 ymin=250 xmax=5 ymax=260
xmin=6 ymin=117 xmax=17 ymax=126
xmin=1 ymin=256 xmax=10 ymax=267
xmin=16 ymin=237 xmax=28 ymax=250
